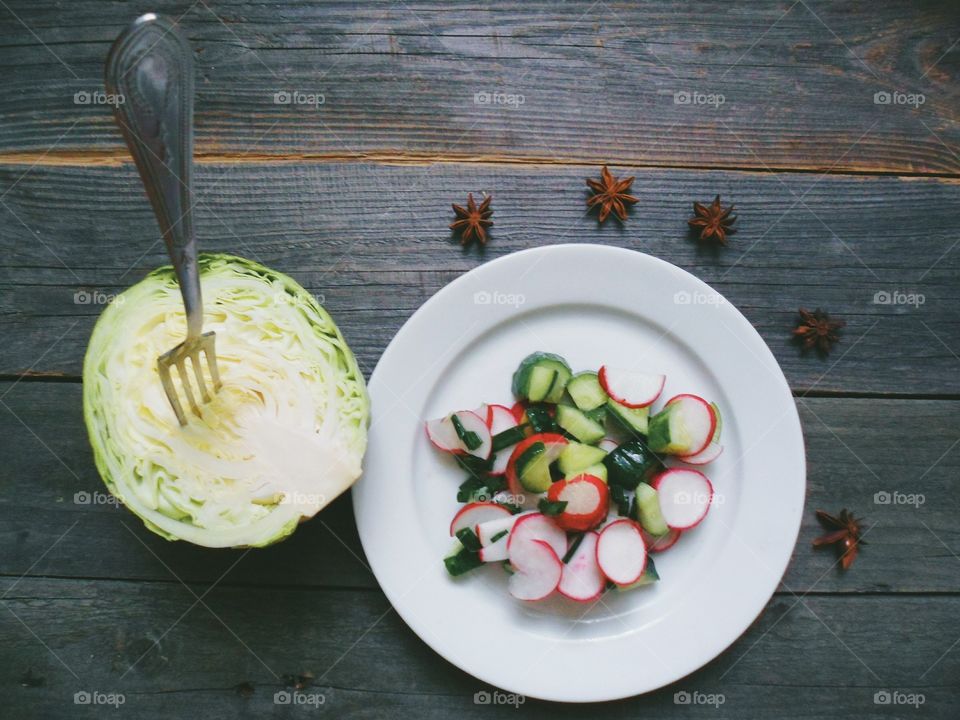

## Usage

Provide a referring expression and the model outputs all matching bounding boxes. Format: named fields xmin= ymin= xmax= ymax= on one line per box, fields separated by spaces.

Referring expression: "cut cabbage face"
xmin=83 ymin=254 xmax=369 ymax=548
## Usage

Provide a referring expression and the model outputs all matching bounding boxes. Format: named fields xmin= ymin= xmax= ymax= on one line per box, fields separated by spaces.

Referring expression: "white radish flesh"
xmin=508 ymin=539 xmax=563 ymax=601
xmin=558 ymin=532 xmax=605 ymax=602
xmin=425 ymin=416 xmax=462 ymax=453
xmin=449 ymin=502 xmax=512 ymax=537
xmin=598 ymin=367 xmax=665 ymax=408
xmin=679 ymin=441 xmax=723 ymax=465
xmin=653 ymin=469 xmax=713 ymax=529
xmin=596 ymin=520 xmax=648 ymax=585
xmin=479 ymin=535 xmax=509 ymax=562
xmin=488 ymin=404 xmax=519 ymax=434
xmin=641 ymin=527 xmax=682 ymax=553
xmin=508 ymin=513 xmax=567 ymax=560
xmin=670 ymin=396 xmax=716 ymax=457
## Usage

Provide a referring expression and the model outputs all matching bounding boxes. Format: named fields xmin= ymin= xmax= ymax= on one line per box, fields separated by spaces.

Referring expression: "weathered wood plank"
xmin=1 ymin=162 xmax=958 ymax=394
xmin=0 ymin=1 xmax=957 ymax=174
xmin=2 ymin=382 xmax=957 ymax=593
xmin=2 ymin=577 xmax=958 ymax=717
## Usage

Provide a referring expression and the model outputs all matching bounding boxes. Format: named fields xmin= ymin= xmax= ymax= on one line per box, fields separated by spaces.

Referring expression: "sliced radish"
xmin=508 ymin=512 xmax=567 ymax=560
xmin=449 ymin=502 xmax=512 ymax=537
xmin=479 ymin=534 xmax=509 ymax=562
xmin=679 ymin=441 xmax=723 ymax=465
xmin=510 ymin=401 xmax=527 ymax=424
xmin=545 ymin=474 xmax=609 ymax=532
xmin=476 ymin=512 xmax=531 ymax=545
xmin=508 ymin=539 xmax=563 ymax=601
xmin=667 ymin=395 xmax=717 ymax=457
xmin=558 ymin=532 xmax=605 ymax=602
xmin=651 ymin=469 xmax=713 ymax=529
xmin=425 ymin=415 xmax=463 ymax=454
xmin=598 ymin=438 xmax=619 ymax=453
xmin=487 ymin=404 xmax=519 ymax=434
xmin=596 ymin=520 xmax=647 ymax=585
xmin=641 ymin=527 xmax=682 ymax=553
xmin=473 ymin=404 xmax=490 ymax=427
xmin=453 ymin=410 xmax=493 ymax=458
xmin=598 ymin=367 xmax=665 ymax=409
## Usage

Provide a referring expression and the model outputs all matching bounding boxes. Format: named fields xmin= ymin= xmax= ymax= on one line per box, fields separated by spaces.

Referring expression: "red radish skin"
xmin=596 ymin=520 xmax=648 ymax=586
xmin=449 ymin=502 xmax=512 ymax=537
xmin=663 ymin=394 xmax=717 ymax=457
xmin=508 ymin=513 xmax=567 ymax=560
xmin=546 ymin=474 xmax=609 ymax=531
xmin=598 ymin=366 xmax=665 ymax=409
xmin=507 ymin=539 xmax=563 ymax=601
xmin=641 ymin=527 xmax=682 ymax=553
xmin=510 ymin=401 xmax=527 ymax=424
xmin=504 ymin=433 xmax=569 ymax=497
xmin=558 ymin=532 xmax=605 ymax=602
xmin=651 ymin=469 xmax=714 ymax=530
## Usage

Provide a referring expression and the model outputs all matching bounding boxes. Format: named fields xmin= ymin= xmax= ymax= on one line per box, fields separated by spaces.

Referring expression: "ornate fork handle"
xmin=105 ymin=13 xmax=202 ymax=340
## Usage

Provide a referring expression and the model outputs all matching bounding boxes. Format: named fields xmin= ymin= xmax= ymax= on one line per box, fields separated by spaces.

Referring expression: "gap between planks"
xmin=2 ymin=149 xmax=960 ymax=181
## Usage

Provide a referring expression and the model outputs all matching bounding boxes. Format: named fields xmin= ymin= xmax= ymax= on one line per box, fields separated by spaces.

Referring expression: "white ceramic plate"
xmin=353 ymin=244 xmax=805 ymax=702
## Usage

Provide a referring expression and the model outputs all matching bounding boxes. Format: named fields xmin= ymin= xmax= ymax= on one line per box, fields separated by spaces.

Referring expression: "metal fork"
xmin=105 ymin=14 xmax=221 ymax=425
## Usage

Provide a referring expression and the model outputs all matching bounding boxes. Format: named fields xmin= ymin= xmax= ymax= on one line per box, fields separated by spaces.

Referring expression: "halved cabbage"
xmin=83 ymin=254 xmax=369 ymax=548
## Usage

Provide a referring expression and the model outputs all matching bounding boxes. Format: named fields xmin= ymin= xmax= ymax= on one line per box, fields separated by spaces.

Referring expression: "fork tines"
xmin=157 ymin=331 xmax=222 ymax=426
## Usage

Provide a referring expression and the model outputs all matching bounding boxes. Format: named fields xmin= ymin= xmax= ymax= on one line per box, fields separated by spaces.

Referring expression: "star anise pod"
xmin=793 ymin=307 xmax=845 ymax=355
xmin=450 ymin=193 xmax=493 ymax=246
xmin=586 ymin=166 xmax=638 ymax=223
xmin=812 ymin=508 xmax=866 ymax=570
xmin=688 ymin=194 xmax=736 ymax=244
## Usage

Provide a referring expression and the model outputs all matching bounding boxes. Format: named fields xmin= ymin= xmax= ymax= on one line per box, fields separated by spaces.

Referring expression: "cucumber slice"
xmin=634 ymin=483 xmax=669 ymax=536
xmin=526 ymin=365 xmax=557 ymax=402
xmin=443 ymin=540 xmax=483 ymax=576
xmin=556 ymin=404 xmax=606 ymax=444
xmin=557 ymin=442 xmax=608 ymax=475
xmin=492 ymin=425 xmax=527 ymax=452
xmin=524 ymin=404 xmax=557 ymax=433
xmin=602 ymin=438 xmax=665 ymax=490
xmin=607 ymin=398 xmax=650 ymax=437
xmin=584 ymin=405 xmax=607 ymax=425
xmin=710 ymin=401 xmax=722 ymax=442
xmin=567 ymin=462 xmax=608 ymax=483
xmin=515 ymin=442 xmax=553 ymax=492
xmin=512 ymin=352 xmax=572 ymax=404
xmin=566 ymin=372 xmax=608 ymax=411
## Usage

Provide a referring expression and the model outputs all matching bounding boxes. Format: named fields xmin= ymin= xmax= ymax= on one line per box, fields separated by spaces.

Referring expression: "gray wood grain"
xmin=1 ymin=162 xmax=958 ymax=394
xmin=2 ymin=577 xmax=957 ymax=718
xmin=0 ymin=1 xmax=957 ymax=174
xmin=2 ymin=382 xmax=957 ymax=593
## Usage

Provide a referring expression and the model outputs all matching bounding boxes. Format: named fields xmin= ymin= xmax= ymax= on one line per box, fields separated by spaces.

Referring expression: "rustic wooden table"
xmin=2 ymin=2 xmax=958 ymax=718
